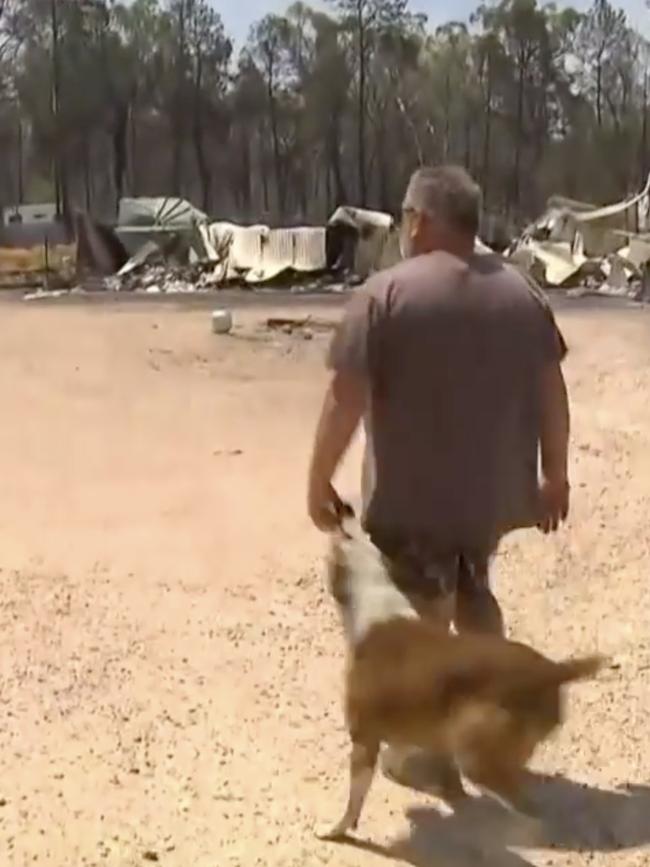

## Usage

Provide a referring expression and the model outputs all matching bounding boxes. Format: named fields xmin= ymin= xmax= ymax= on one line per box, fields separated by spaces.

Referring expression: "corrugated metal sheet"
xmin=618 ymin=237 xmax=650 ymax=271
xmin=0 ymin=221 xmax=70 ymax=249
xmin=546 ymin=195 xmax=596 ymax=214
xmin=118 ymin=197 xmax=207 ymax=228
xmin=292 ymin=228 xmax=327 ymax=272
xmin=576 ymin=199 xmax=639 ymax=225
xmin=230 ymin=225 xmax=267 ymax=274
xmin=197 ymin=223 xmax=219 ymax=262
xmin=328 ymin=206 xmax=394 ymax=231
xmin=327 ymin=206 xmax=397 ymax=279
xmin=2 ymin=203 xmax=57 ymax=224
xmin=511 ymin=239 xmax=586 ymax=286
xmin=474 ymin=238 xmax=494 ymax=255
xmin=207 ymin=223 xmax=326 ymax=283
xmin=573 ymin=173 xmax=650 ymax=234
xmin=246 ymin=228 xmax=326 ymax=283
xmin=252 ymin=228 xmax=294 ymax=282
xmin=511 ymin=174 xmax=650 ymax=286
xmin=208 ymin=221 xmax=236 ymax=256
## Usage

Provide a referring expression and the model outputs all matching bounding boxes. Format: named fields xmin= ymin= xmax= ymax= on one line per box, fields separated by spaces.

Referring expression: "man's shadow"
xmin=335 ymin=773 xmax=650 ymax=867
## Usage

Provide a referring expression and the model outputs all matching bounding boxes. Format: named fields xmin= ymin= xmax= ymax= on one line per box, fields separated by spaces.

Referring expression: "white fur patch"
xmin=334 ymin=524 xmax=418 ymax=646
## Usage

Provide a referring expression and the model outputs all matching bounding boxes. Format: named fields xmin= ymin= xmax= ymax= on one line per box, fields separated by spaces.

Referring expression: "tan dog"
xmin=320 ymin=517 xmax=603 ymax=841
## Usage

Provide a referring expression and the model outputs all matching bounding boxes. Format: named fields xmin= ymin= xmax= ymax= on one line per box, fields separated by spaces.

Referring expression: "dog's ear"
xmin=336 ymin=499 xmax=355 ymax=521
xmin=335 ymin=500 xmax=356 ymax=538
xmin=553 ymin=655 xmax=606 ymax=685
xmin=326 ymin=537 xmax=350 ymax=604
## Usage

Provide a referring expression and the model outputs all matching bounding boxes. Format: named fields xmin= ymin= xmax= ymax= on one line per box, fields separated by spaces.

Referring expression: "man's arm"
xmin=307 ymin=286 xmax=378 ymax=531
xmin=521 ymin=270 xmax=568 ymax=361
xmin=307 ymin=371 xmax=366 ymax=531
xmin=538 ymin=358 xmax=570 ymax=533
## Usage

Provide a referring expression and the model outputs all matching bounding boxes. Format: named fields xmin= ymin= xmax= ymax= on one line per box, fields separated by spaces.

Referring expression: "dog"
xmin=319 ymin=516 xmax=603 ymax=841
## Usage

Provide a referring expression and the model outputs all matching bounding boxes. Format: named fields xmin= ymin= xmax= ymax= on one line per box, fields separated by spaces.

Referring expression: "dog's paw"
xmin=315 ymin=820 xmax=354 ymax=841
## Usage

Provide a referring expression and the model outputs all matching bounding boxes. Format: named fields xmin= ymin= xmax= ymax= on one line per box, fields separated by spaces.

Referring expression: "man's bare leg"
xmin=455 ymin=552 xmax=505 ymax=637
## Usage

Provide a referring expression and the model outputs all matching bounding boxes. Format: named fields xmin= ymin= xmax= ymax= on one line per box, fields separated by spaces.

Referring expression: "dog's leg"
xmin=437 ymin=757 xmax=468 ymax=807
xmin=317 ymin=738 xmax=379 ymax=841
xmin=381 ymin=745 xmax=467 ymax=806
xmin=462 ymin=755 xmax=542 ymax=835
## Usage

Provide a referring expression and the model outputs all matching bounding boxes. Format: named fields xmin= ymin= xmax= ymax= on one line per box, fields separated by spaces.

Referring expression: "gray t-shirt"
xmin=327 ymin=250 xmax=566 ymax=551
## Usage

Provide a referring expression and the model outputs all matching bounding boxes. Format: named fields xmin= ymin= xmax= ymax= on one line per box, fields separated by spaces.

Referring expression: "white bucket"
xmin=211 ymin=309 xmax=233 ymax=334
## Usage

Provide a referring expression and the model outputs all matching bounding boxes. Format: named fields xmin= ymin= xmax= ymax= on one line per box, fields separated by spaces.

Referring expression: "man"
xmin=307 ymin=165 xmax=570 ymax=789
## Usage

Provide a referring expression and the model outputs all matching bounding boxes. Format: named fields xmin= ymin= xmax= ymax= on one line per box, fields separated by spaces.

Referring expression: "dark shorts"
xmin=369 ymin=532 xmax=491 ymax=597
xmin=369 ymin=531 xmax=503 ymax=635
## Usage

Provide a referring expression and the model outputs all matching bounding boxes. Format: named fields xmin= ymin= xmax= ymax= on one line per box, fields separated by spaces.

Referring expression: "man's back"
xmin=328 ymin=250 xmax=563 ymax=550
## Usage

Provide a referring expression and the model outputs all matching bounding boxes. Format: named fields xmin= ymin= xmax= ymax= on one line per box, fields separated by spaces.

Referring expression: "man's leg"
xmin=455 ymin=550 xmax=505 ymax=637
xmin=377 ymin=546 xmax=457 ymax=628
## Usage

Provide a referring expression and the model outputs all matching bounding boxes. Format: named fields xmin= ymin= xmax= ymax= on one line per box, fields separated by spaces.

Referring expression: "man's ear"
xmin=412 ymin=210 xmax=427 ymax=239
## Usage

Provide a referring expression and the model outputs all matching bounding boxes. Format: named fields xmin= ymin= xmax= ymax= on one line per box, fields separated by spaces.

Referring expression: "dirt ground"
xmin=0 ymin=294 xmax=649 ymax=867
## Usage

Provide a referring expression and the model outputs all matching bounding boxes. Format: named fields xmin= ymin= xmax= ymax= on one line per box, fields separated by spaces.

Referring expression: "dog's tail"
xmin=553 ymin=654 xmax=606 ymax=685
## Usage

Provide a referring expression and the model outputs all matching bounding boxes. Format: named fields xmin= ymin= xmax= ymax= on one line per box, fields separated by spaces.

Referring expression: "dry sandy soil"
xmin=0 ymin=293 xmax=649 ymax=867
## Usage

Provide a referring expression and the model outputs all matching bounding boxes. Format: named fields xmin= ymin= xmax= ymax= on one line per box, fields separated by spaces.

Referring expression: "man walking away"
xmin=307 ymin=165 xmax=570 ymax=789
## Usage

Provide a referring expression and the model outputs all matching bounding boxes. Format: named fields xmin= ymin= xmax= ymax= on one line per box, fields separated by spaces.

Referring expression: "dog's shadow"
xmin=339 ymin=773 xmax=650 ymax=867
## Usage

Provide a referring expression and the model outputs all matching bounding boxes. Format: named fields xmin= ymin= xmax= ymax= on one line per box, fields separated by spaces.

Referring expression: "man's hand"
xmin=308 ymin=481 xmax=352 ymax=532
xmin=307 ymin=372 xmax=366 ymax=533
xmin=537 ymin=475 xmax=570 ymax=534
xmin=538 ymin=358 xmax=570 ymax=535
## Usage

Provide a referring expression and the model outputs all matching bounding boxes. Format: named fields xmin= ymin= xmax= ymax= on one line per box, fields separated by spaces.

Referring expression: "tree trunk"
xmin=464 ymin=112 xmax=472 ymax=172
xmin=512 ymin=57 xmax=525 ymax=217
xmin=395 ymin=95 xmax=424 ymax=166
xmin=60 ymin=155 xmax=70 ymax=224
xmin=267 ymin=61 xmax=285 ymax=217
xmin=239 ymin=126 xmax=252 ymax=219
xmin=325 ymin=163 xmax=332 ymax=217
xmin=83 ymin=136 xmax=92 ymax=211
xmin=357 ymin=3 xmax=367 ymax=206
xmin=192 ymin=54 xmax=212 ymax=213
xmin=50 ymin=0 xmax=64 ymax=219
xmin=259 ymin=126 xmax=270 ymax=214
xmin=443 ymin=70 xmax=451 ymax=160
xmin=641 ymin=69 xmax=648 ymax=188
xmin=113 ymin=104 xmax=128 ymax=216
xmin=16 ymin=118 xmax=24 ymax=204
xmin=172 ymin=0 xmax=186 ymax=196
xmin=596 ymin=54 xmax=603 ymax=128
xmin=129 ymin=103 xmax=139 ymax=197
xmin=52 ymin=155 xmax=61 ymax=220
xmin=376 ymin=115 xmax=389 ymax=212
xmin=313 ymin=161 xmax=321 ymax=218
xmin=482 ymin=57 xmax=493 ymax=213
xmin=297 ymin=161 xmax=308 ymax=219
xmin=328 ymin=115 xmax=347 ymax=206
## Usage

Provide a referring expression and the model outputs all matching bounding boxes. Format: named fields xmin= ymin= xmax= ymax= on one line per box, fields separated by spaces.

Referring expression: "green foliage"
xmin=0 ymin=0 xmax=647 ymax=223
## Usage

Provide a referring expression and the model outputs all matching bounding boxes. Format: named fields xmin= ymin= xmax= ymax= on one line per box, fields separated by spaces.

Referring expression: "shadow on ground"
xmin=334 ymin=773 xmax=650 ymax=866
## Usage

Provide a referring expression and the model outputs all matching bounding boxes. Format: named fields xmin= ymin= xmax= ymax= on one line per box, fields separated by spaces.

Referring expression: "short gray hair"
xmin=403 ymin=165 xmax=481 ymax=237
